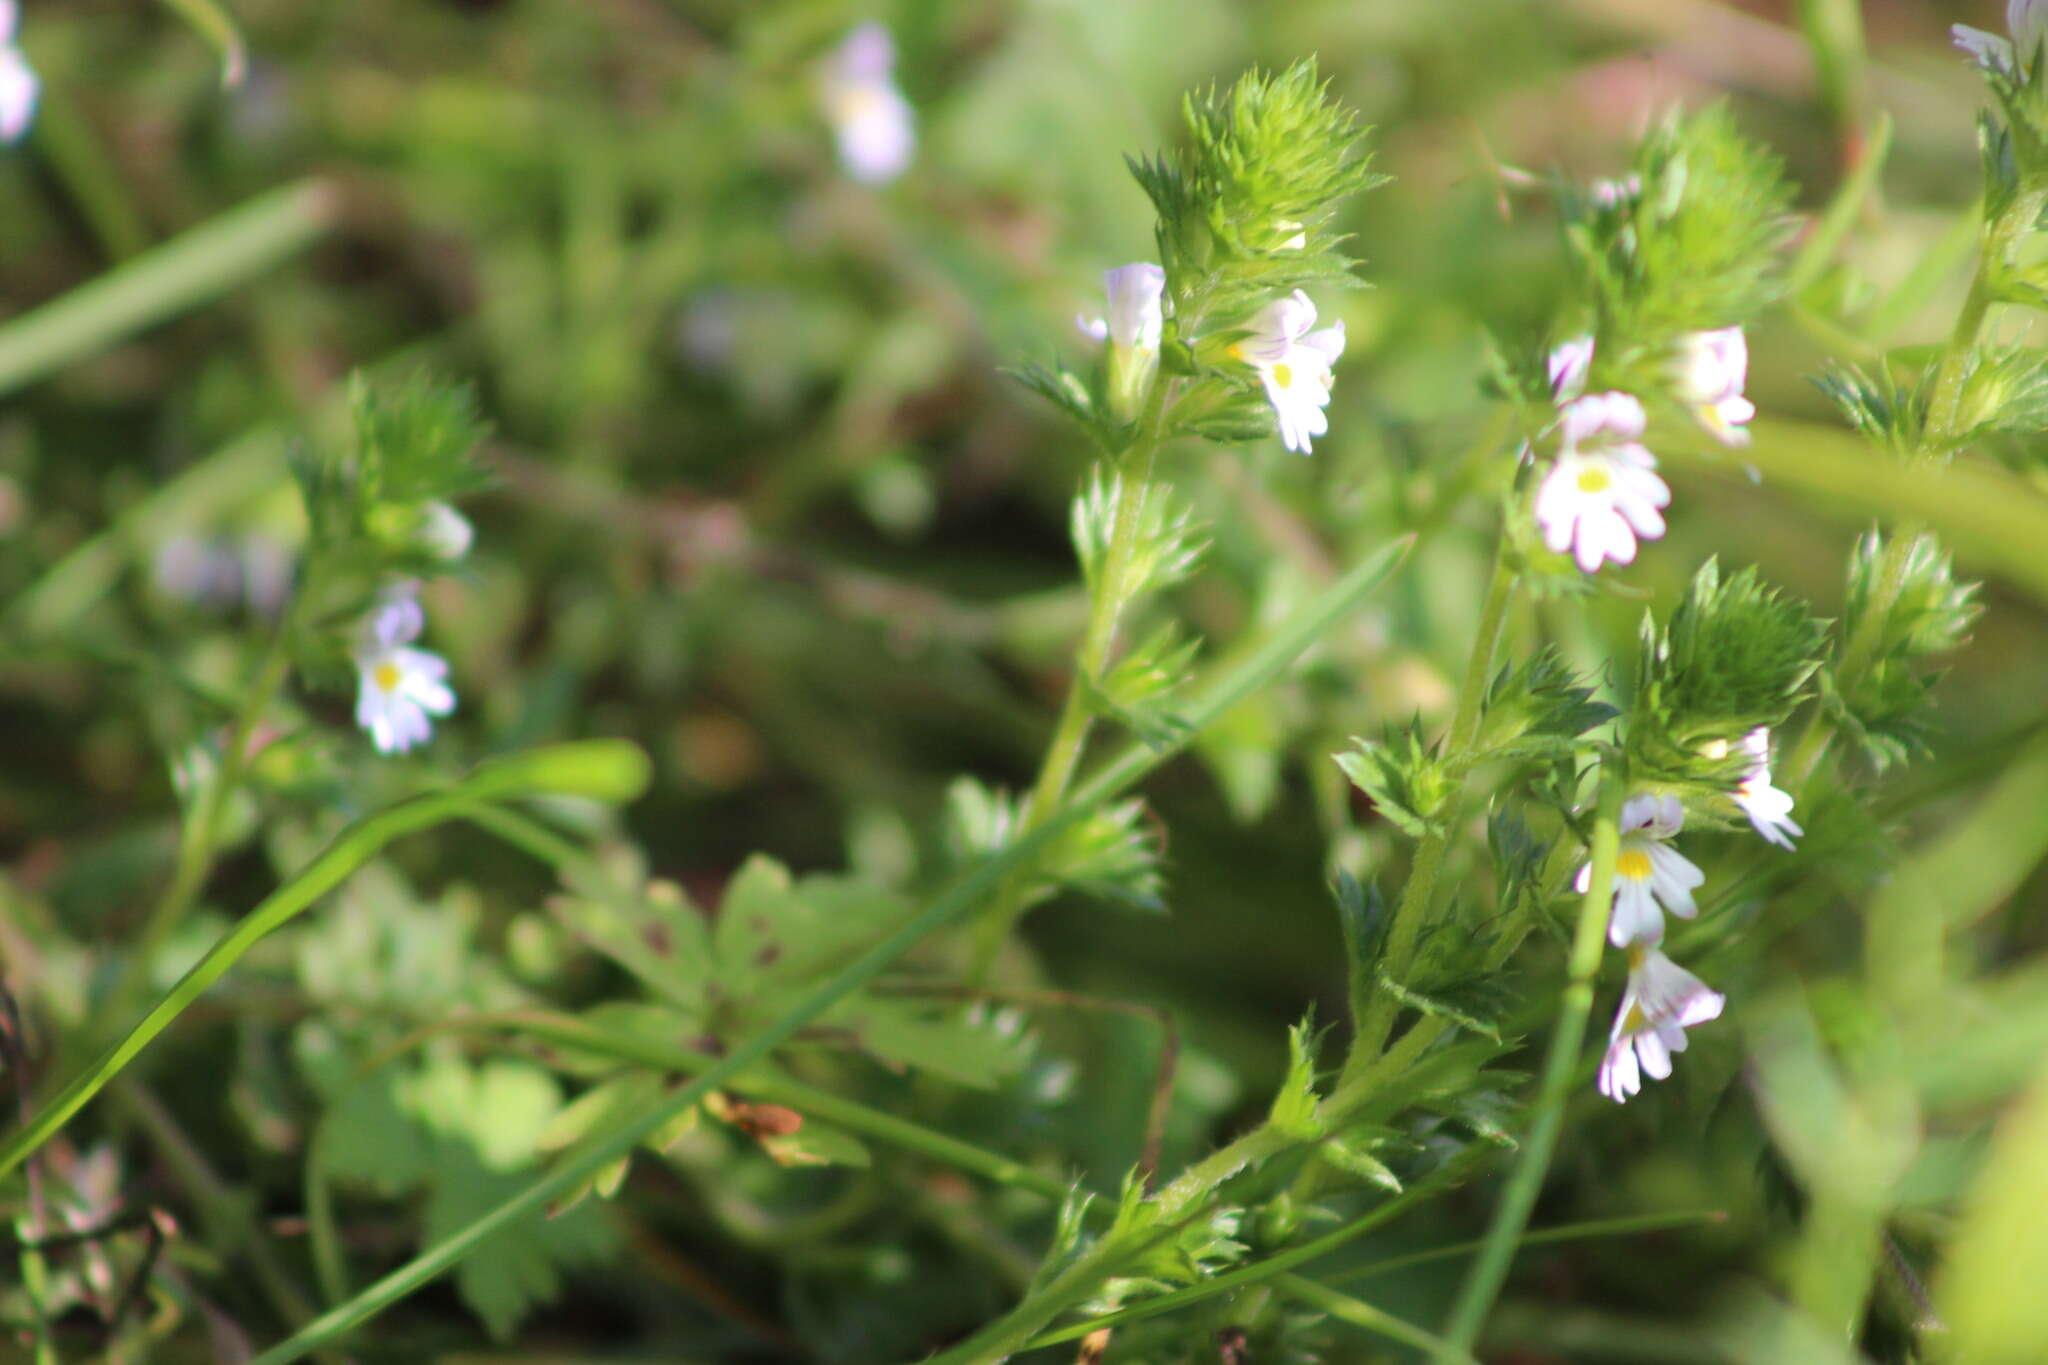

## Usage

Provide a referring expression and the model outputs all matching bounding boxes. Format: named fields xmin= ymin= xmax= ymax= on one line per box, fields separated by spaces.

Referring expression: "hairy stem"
xmin=109 ymin=620 xmax=294 ymax=1028
xmin=1347 ymin=541 xmax=1519 ymax=1066
xmin=968 ymin=384 xmax=1173 ymax=981
xmin=1435 ymin=769 xmax=1624 ymax=1357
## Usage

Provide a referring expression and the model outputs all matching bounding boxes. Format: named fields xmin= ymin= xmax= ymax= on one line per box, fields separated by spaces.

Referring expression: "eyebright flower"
xmin=1577 ymin=792 xmax=1704 ymax=949
xmin=354 ymin=592 xmax=455 ymax=755
xmin=1588 ymin=174 xmax=1642 ymax=208
xmin=1231 ymin=290 xmax=1345 ymax=455
xmin=1731 ymin=726 xmax=1801 ymax=851
xmin=1670 ymin=327 xmax=1755 ymax=447
xmin=417 ymin=500 xmax=474 ymax=561
xmin=1596 ymin=940 xmax=1725 ymax=1104
xmin=1955 ymin=1 xmax=2048 ymax=76
xmin=819 ymin=22 xmax=914 ymax=185
xmin=1078 ymin=263 xmax=1166 ymax=421
xmin=1547 ymin=336 xmax=1593 ymax=403
xmin=1534 ymin=392 xmax=1671 ymax=574
xmin=0 ymin=2 xmax=36 ymax=147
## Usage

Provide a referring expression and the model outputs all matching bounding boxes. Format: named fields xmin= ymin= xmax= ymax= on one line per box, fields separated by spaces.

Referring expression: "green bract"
xmin=1627 ymin=559 xmax=1825 ymax=787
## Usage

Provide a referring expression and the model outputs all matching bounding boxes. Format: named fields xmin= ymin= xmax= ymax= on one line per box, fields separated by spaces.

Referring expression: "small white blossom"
xmin=1577 ymin=792 xmax=1704 ymax=949
xmin=819 ymin=23 xmax=914 ymax=185
xmin=1589 ymin=174 xmax=1642 ymax=208
xmin=1731 ymin=726 xmax=1802 ymax=850
xmin=1671 ymin=327 xmax=1755 ymax=447
xmin=1232 ymin=290 xmax=1345 ymax=455
xmin=1535 ymin=392 xmax=1670 ymax=574
xmin=1954 ymin=25 xmax=2017 ymax=75
xmin=1597 ymin=941 xmax=1725 ymax=1103
xmin=1078 ymin=263 xmax=1167 ymax=421
xmin=1547 ymin=335 xmax=1593 ymax=402
xmin=354 ymin=592 xmax=455 ymax=754
xmin=417 ymin=500 xmax=474 ymax=561
xmin=0 ymin=39 xmax=36 ymax=146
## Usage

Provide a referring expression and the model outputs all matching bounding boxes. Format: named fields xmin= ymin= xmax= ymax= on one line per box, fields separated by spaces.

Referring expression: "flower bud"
xmin=1100 ymin=262 xmax=1166 ymax=422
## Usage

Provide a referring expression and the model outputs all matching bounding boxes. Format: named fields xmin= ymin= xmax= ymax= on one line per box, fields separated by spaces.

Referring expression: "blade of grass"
xmin=238 ymin=535 xmax=1414 ymax=1365
xmin=0 ymin=740 xmax=652 ymax=1181
xmin=0 ymin=178 xmax=338 ymax=397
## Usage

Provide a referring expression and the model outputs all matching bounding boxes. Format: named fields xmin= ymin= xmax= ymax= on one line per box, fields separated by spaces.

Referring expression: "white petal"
xmin=1635 ymin=1029 xmax=1673 ymax=1080
xmin=1608 ymin=878 xmax=1665 ymax=948
xmin=1647 ymin=844 xmax=1704 ymax=918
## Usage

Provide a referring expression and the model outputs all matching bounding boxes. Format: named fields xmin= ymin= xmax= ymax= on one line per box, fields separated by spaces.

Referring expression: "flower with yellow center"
xmin=353 ymin=591 xmax=455 ymax=755
xmin=1669 ymin=327 xmax=1755 ymax=448
xmin=1231 ymin=290 xmax=1346 ymax=455
xmin=1533 ymin=391 xmax=1671 ymax=574
xmin=1597 ymin=940 xmax=1724 ymax=1103
xmin=1575 ymin=792 xmax=1704 ymax=948
xmin=819 ymin=23 xmax=914 ymax=185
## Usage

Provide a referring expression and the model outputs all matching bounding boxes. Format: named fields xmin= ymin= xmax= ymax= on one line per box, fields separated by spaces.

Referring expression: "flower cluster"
xmin=819 ymin=22 xmax=914 ymax=185
xmin=1531 ymin=329 xmax=1752 ymax=576
xmin=1586 ymin=731 xmax=1799 ymax=1102
xmin=0 ymin=0 xmax=37 ymax=145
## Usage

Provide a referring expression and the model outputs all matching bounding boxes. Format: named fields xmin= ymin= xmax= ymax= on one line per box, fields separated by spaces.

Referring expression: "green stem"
xmin=0 ymin=740 xmax=652 ymax=1181
xmin=237 ymin=539 xmax=1411 ymax=1365
xmin=966 ymin=380 xmax=1176 ymax=982
xmin=1435 ymin=769 xmax=1624 ymax=1358
xmin=1011 ymin=1144 xmax=1494 ymax=1355
xmin=1273 ymin=1273 xmax=1480 ymax=1364
xmin=0 ymin=179 xmax=338 ymax=398
xmin=112 ymin=622 xmax=295 ymax=1022
xmin=1348 ymin=541 xmax=1519 ymax=1065
xmin=1325 ymin=1208 xmax=1726 ymax=1287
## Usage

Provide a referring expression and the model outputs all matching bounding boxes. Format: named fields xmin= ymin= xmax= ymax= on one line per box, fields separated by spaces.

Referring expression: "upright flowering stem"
xmin=967 ymin=382 xmax=1173 ymax=982
xmin=1435 ymin=770 xmax=1625 ymax=1360
xmin=1789 ymin=183 xmax=2047 ymax=788
xmin=1343 ymin=542 xmax=1520 ymax=1070
xmin=107 ymin=620 xmax=294 ymax=1032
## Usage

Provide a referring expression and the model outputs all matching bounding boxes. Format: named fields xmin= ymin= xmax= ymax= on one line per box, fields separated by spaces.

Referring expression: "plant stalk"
xmin=1434 ymin=769 xmax=1624 ymax=1358
xmin=1347 ymin=541 xmax=1519 ymax=1066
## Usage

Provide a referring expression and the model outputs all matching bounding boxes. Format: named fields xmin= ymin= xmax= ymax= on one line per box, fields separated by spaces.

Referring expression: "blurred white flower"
xmin=1731 ymin=726 xmax=1802 ymax=850
xmin=1232 ymin=289 xmax=1345 ymax=455
xmin=417 ymin=500 xmax=474 ymax=561
xmin=1079 ymin=263 xmax=1166 ymax=421
xmin=1534 ymin=391 xmax=1670 ymax=573
xmin=1577 ymin=792 xmax=1703 ymax=949
xmin=820 ymin=22 xmax=914 ymax=185
xmin=0 ymin=39 xmax=37 ymax=145
xmin=1597 ymin=941 xmax=1724 ymax=1103
xmin=1547 ymin=335 xmax=1593 ymax=402
xmin=1589 ymin=174 xmax=1642 ymax=208
xmin=1671 ymin=326 xmax=1755 ymax=447
xmin=354 ymin=591 xmax=455 ymax=754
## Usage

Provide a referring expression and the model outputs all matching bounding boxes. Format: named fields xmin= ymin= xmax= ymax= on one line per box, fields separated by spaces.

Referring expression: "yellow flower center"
xmin=1620 ymin=1001 xmax=1648 ymax=1033
xmin=374 ymin=662 xmax=402 ymax=693
xmin=1227 ymin=342 xmax=1245 ymax=361
xmin=1271 ymin=362 xmax=1293 ymax=390
xmin=1575 ymin=464 xmax=1612 ymax=494
xmin=1616 ymin=848 xmax=1653 ymax=881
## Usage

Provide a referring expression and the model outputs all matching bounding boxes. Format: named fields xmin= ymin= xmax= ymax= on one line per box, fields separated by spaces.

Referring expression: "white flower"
xmin=1577 ymin=792 xmax=1705 ymax=949
xmin=417 ymin=500 xmax=474 ymax=561
xmin=1954 ymin=25 xmax=2017 ymax=74
xmin=0 ymin=38 xmax=36 ymax=146
xmin=1731 ymin=726 xmax=1802 ymax=850
xmin=354 ymin=593 xmax=455 ymax=754
xmin=1597 ymin=941 xmax=1725 ymax=1103
xmin=1548 ymin=336 xmax=1593 ymax=402
xmin=1534 ymin=392 xmax=1670 ymax=574
xmin=1589 ymin=174 xmax=1642 ymax=208
xmin=819 ymin=22 xmax=914 ymax=185
xmin=1232 ymin=290 xmax=1345 ymax=455
xmin=1670 ymin=327 xmax=1755 ymax=448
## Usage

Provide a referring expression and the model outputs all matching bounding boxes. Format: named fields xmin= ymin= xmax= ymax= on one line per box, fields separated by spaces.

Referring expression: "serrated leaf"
xmin=1268 ymin=1018 xmax=1325 ymax=1138
xmin=828 ymin=997 xmax=1027 ymax=1089
xmin=1316 ymin=1136 xmax=1404 ymax=1191
xmin=1373 ymin=972 xmax=1504 ymax=1042
xmin=1335 ymin=720 xmax=1451 ymax=839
